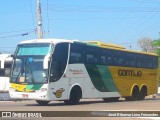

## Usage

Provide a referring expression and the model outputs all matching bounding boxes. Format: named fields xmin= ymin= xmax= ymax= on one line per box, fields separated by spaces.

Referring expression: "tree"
xmin=152 ymin=39 xmax=160 ymax=84
xmin=152 ymin=39 xmax=160 ymax=55
xmin=152 ymin=39 xmax=160 ymax=69
xmin=138 ymin=37 xmax=154 ymax=52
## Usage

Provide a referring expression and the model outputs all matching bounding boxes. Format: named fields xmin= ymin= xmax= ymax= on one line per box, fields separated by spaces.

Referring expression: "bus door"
xmin=49 ymin=43 xmax=69 ymax=100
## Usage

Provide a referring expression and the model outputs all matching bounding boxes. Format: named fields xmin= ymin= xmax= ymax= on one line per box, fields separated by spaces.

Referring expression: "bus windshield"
xmin=11 ymin=43 xmax=52 ymax=84
xmin=11 ymin=56 xmax=48 ymax=84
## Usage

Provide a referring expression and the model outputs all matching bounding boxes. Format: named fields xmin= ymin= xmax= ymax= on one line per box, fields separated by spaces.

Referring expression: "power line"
xmin=47 ymin=9 xmax=160 ymax=13
xmin=50 ymin=16 xmax=159 ymax=21
xmin=0 ymin=29 xmax=35 ymax=35
xmin=0 ymin=49 xmax=15 ymax=54
xmin=0 ymin=30 xmax=35 ymax=39
xmin=45 ymin=3 xmax=160 ymax=10
xmin=107 ymin=2 xmax=144 ymax=43
xmin=109 ymin=4 xmax=160 ymax=43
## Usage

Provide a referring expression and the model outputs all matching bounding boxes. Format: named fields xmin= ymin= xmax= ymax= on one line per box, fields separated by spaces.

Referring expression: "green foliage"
xmin=152 ymin=40 xmax=160 ymax=55
xmin=152 ymin=40 xmax=160 ymax=83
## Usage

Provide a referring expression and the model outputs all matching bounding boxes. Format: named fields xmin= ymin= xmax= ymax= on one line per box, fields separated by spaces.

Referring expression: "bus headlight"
xmin=9 ymin=87 xmax=16 ymax=92
xmin=35 ymin=88 xmax=47 ymax=92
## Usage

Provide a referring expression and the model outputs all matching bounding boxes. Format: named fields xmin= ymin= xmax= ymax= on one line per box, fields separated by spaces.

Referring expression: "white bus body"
xmin=9 ymin=39 xmax=158 ymax=105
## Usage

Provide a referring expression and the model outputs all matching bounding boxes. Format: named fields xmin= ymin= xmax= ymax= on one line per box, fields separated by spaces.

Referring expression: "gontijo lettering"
xmin=118 ymin=69 xmax=142 ymax=77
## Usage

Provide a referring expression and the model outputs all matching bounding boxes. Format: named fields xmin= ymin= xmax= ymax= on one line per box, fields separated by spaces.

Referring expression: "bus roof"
xmin=86 ymin=41 xmax=125 ymax=49
xmin=19 ymin=39 xmax=74 ymax=44
xmin=85 ymin=41 xmax=157 ymax=56
xmin=18 ymin=39 xmax=157 ymax=56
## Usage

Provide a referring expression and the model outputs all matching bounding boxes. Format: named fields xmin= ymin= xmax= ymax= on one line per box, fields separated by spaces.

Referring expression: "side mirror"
xmin=43 ymin=54 xmax=51 ymax=69
xmin=11 ymin=54 xmax=15 ymax=59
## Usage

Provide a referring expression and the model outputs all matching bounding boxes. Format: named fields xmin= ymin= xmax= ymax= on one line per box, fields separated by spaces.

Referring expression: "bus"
xmin=0 ymin=54 xmax=12 ymax=100
xmin=9 ymin=39 xmax=158 ymax=105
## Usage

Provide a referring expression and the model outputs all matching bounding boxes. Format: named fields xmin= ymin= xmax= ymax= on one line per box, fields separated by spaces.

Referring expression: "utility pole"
xmin=37 ymin=0 xmax=43 ymax=39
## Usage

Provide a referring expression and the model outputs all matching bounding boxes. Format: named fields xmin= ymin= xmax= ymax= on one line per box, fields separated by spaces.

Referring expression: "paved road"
xmin=0 ymin=93 xmax=10 ymax=101
xmin=0 ymin=97 xmax=160 ymax=120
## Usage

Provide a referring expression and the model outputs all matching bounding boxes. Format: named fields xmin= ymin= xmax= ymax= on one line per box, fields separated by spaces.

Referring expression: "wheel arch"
xmin=140 ymin=84 xmax=147 ymax=96
xmin=68 ymin=84 xmax=82 ymax=99
xmin=130 ymin=84 xmax=139 ymax=96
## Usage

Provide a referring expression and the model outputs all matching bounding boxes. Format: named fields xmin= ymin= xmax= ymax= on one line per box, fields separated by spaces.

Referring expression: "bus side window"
xmin=152 ymin=56 xmax=158 ymax=69
xmin=69 ymin=43 xmax=85 ymax=64
xmin=50 ymin=43 xmax=69 ymax=82
xmin=113 ymin=51 xmax=125 ymax=66
xmin=4 ymin=60 xmax=12 ymax=77
xmin=136 ymin=54 xmax=146 ymax=68
xmin=126 ymin=53 xmax=136 ymax=67
xmin=146 ymin=56 xmax=152 ymax=69
xmin=0 ymin=69 xmax=5 ymax=76
xmin=100 ymin=49 xmax=113 ymax=65
xmin=86 ymin=46 xmax=100 ymax=64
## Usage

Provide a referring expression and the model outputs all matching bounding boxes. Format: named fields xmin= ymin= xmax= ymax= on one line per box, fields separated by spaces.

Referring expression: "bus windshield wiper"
xmin=26 ymin=61 xmax=35 ymax=84
xmin=13 ymin=58 xmax=25 ymax=83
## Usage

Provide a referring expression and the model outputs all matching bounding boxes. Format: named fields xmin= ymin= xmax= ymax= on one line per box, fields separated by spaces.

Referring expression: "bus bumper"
xmin=9 ymin=91 xmax=49 ymax=101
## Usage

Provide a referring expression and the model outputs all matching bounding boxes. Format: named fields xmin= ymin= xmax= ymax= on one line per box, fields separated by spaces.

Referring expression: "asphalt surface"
xmin=0 ymin=93 xmax=10 ymax=101
xmin=0 ymin=97 xmax=160 ymax=120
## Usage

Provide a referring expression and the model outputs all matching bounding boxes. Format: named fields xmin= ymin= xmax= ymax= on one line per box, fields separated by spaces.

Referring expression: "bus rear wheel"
xmin=139 ymin=86 xmax=147 ymax=100
xmin=64 ymin=86 xmax=82 ymax=105
xmin=36 ymin=100 xmax=50 ymax=106
xmin=125 ymin=86 xmax=139 ymax=101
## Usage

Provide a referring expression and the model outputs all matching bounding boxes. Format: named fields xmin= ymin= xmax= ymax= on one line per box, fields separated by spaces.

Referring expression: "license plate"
xmin=22 ymin=94 xmax=28 ymax=98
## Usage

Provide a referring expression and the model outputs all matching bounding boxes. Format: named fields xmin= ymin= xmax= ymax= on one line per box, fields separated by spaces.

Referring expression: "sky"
xmin=0 ymin=0 xmax=160 ymax=53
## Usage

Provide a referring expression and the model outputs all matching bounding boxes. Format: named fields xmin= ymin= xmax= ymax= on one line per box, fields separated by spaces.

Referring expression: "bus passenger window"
xmin=136 ymin=54 xmax=146 ymax=68
xmin=0 ymin=69 xmax=5 ymax=76
xmin=126 ymin=53 xmax=136 ymax=67
xmin=70 ymin=52 xmax=82 ymax=63
xmin=152 ymin=56 xmax=158 ymax=69
xmin=69 ymin=43 xmax=85 ymax=64
xmin=86 ymin=46 xmax=100 ymax=64
xmin=113 ymin=51 xmax=125 ymax=66
xmin=100 ymin=49 xmax=113 ymax=65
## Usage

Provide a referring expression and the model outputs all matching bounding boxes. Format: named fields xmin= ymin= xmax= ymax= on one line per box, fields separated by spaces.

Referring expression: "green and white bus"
xmin=9 ymin=39 xmax=158 ymax=105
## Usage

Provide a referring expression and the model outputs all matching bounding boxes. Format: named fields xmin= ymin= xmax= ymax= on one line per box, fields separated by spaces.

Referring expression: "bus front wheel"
xmin=36 ymin=100 xmax=50 ymax=106
xmin=64 ymin=86 xmax=82 ymax=105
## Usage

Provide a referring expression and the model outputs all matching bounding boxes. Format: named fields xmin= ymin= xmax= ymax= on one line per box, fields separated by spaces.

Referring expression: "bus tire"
xmin=36 ymin=100 xmax=50 ymax=106
xmin=64 ymin=86 xmax=82 ymax=105
xmin=139 ymin=86 xmax=147 ymax=100
xmin=103 ymin=97 xmax=119 ymax=102
xmin=125 ymin=86 xmax=139 ymax=101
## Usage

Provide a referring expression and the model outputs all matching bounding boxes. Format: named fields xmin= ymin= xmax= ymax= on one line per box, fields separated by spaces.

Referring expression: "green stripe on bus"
xmin=97 ymin=65 xmax=117 ymax=92
xmin=26 ymin=84 xmax=43 ymax=91
xmin=85 ymin=64 xmax=117 ymax=92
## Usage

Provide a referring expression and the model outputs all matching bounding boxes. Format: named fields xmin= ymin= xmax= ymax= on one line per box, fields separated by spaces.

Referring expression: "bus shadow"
xmin=25 ymin=97 xmax=160 ymax=106
xmin=26 ymin=99 xmax=124 ymax=106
